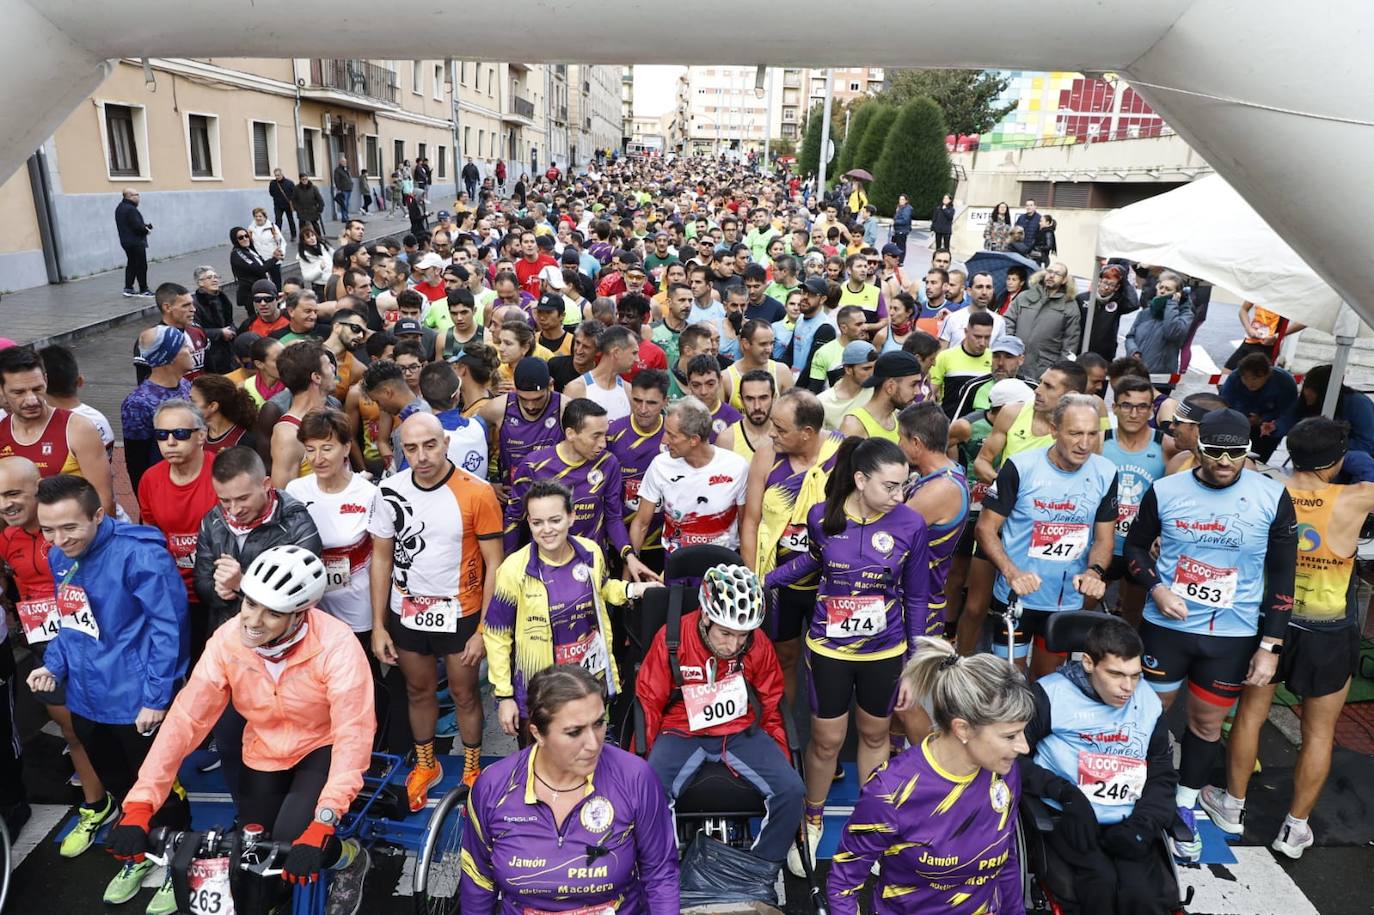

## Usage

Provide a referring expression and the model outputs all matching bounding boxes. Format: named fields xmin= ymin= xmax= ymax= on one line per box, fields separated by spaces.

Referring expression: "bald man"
xmin=369 ymin=411 xmax=505 ymax=803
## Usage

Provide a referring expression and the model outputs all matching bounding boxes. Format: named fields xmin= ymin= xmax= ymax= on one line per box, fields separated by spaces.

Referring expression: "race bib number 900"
xmin=683 ymin=673 xmax=748 ymax=731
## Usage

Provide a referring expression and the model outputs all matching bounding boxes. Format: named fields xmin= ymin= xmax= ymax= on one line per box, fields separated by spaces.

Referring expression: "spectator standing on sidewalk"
xmin=930 ymin=194 xmax=955 ymax=252
xmin=293 ymin=175 xmax=325 ymax=239
xmin=890 ymin=194 xmax=913 ymax=260
xmin=115 ymin=189 xmax=153 ymax=298
xmin=269 ymin=168 xmax=297 ymax=241
xmin=333 ymin=155 xmax=354 ymax=222
xmin=1123 ymin=271 xmax=1194 ymax=388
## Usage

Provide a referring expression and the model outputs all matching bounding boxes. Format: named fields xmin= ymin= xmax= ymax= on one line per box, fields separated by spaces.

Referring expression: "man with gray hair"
xmin=630 ymin=395 xmax=750 ymax=555
xmin=136 ymin=399 xmax=219 ymax=661
xmin=976 ymin=391 xmax=1119 ymax=678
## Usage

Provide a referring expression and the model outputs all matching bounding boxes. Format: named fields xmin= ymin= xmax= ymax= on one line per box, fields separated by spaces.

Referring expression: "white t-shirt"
xmin=939 ymin=308 xmax=1007 ymax=349
xmin=284 ymin=473 xmax=383 ymax=632
xmin=638 ymin=446 xmax=749 ymax=552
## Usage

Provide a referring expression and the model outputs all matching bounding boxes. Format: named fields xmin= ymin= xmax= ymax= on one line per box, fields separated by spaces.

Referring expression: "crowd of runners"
xmin=0 ymin=151 xmax=1363 ymax=914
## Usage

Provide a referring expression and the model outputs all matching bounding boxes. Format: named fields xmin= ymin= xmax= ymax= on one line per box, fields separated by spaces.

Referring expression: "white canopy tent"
xmin=1095 ymin=175 xmax=1368 ymax=338
xmin=1093 ymin=174 xmax=1364 ymax=414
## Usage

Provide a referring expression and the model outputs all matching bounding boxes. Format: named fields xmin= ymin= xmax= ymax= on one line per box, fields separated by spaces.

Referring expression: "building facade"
xmin=621 ymin=66 xmax=635 ymax=151
xmin=980 ymin=71 xmax=1168 ymax=149
xmin=569 ymin=65 xmax=622 ymax=166
xmin=0 ymin=57 xmax=620 ymax=290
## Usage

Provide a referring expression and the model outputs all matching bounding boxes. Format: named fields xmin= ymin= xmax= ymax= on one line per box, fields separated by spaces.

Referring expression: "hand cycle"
xmin=139 ymin=751 xmax=470 ymax=915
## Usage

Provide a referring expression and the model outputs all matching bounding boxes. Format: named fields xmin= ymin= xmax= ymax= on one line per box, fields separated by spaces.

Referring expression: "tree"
xmin=880 ymin=69 xmax=1017 ymax=136
xmin=835 ymin=102 xmax=880 ymax=183
xmin=798 ymin=104 xmax=834 ymax=180
xmin=851 ymin=104 xmax=898 ymax=177
xmin=871 ymin=97 xmax=951 ymax=218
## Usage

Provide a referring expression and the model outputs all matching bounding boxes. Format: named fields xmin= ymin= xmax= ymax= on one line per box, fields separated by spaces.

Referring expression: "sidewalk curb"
xmin=20 ymin=223 xmax=405 ymax=350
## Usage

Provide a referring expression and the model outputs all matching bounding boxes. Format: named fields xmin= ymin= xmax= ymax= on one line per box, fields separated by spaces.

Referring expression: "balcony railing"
xmin=512 ymin=94 xmax=535 ymax=119
xmin=308 ymin=59 xmax=398 ymax=105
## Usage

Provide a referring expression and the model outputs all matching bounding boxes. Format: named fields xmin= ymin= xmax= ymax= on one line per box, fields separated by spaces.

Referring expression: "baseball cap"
xmin=802 ymin=277 xmax=829 ymax=296
xmin=988 ymin=378 xmax=1035 ymax=409
xmin=251 ymin=279 xmax=278 ymax=297
xmin=560 ymin=248 xmax=582 ymax=265
xmin=991 ymin=335 xmax=1025 ymax=356
xmin=1197 ymin=408 xmax=1252 ymax=449
xmin=862 ymin=351 xmax=922 ymax=388
xmin=231 ymin=331 xmax=262 ymax=359
xmin=537 ymin=264 xmax=567 ymax=290
xmin=416 ymin=252 xmax=445 ymax=271
xmin=841 ymin=341 xmax=878 ymax=366
xmin=513 ymin=356 xmax=552 ymax=391
xmin=393 ymin=319 xmax=424 ymax=336
xmin=536 ymin=293 xmax=566 ymax=313
xmin=881 ymin=243 xmax=903 ymax=258
xmin=437 ymin=210 xmax=452 ymax=220
xmin=1173 ymin=394 xmax=1218 ymax=424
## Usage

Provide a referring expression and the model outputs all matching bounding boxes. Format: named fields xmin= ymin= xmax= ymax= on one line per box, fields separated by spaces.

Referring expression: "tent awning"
xmin=1095 ymin=175 xmax=1369 ymax=338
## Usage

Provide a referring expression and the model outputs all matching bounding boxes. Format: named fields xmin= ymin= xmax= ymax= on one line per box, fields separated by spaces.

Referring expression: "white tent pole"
xmin=1323 ymin=335 xmax=1354 ymax=418
xmin=1080 ymin=249 xmax=1103 ymax=356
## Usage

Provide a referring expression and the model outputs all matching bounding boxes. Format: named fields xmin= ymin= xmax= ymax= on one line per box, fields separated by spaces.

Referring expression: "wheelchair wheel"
xmin=413 ymin=785 xmax=468 ymax=915
xmin=0 ymin=817 xmax=9 ymax=913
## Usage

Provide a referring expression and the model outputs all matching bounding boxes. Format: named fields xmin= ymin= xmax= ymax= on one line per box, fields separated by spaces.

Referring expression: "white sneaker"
xmin=1272 ymin=820 xmax=1314 ymax=860
xmin=1198 ymin=785 xmax=1244 ymax=836
xmin=786 ymin=821 xmax=821 ymax=878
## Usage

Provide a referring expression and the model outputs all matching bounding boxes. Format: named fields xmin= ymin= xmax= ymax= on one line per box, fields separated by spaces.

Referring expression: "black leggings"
xmin=71 ymin=712 xmax=190 ymax=829
xmin=238 ymin=745 xmax=340 ymax=865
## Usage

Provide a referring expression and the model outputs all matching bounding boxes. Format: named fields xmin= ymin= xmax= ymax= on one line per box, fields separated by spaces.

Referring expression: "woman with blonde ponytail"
xmin=828 ymin=636 xmax=1034 ymax=914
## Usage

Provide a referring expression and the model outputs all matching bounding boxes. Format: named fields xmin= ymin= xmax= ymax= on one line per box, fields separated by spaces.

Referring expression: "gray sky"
xmin=632 ymin=65 xmax=687 ymax=118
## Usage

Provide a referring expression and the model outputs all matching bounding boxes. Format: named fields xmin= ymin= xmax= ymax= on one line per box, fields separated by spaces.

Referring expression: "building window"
xmin=394 ymin=139 xmax=406 ymax=168
xmin=188 ymin=113 xmax=218 ymax=178
xmin=464 ymin=126 xmax=471 ymax=157
xmin=437 ymin=146 xmax=447 ymax=178
xmin=478 ymin=129 xmax=485 ymax=157
xmin=434 ymin=64 xmax=444 ymax=100
xmin=418 ymin=142 xmax=427 ymax=164
xmin=301 ymin=127 xmax=320 ymax=177
xmin=249 ymin=120 xmax=275 ymax=179
xmin=104 ymin=103 xmax=142 ymax=178
xmin=460 ymin=62 xmax=467 ymax=85
xmin=488 ymin=67 xmax=496 ymax=96
xmin=364 ymin=135 xmax=380 ymax=175
xmin=849 ymin=82 xmax=861 ymax=92
xmin=412 ymin=61 xmax=423 ymax=94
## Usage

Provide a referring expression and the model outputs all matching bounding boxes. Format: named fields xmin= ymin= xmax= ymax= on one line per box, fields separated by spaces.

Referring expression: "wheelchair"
xmin=1016 ymin=610 xmax=1195 ymax=915
xmin=618 ymin=544 xmax=829 ymax=914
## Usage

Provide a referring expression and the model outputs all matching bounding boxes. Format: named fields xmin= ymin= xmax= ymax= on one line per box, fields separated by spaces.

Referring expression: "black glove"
xmin=1054 ymin=784 xmax=1099 ymax=853
xmin=1101 ymin=820 xmax=1153 ymax=860
xmin=282 ymin=843 xmax=326 ymax=884
xmin=107 ymin=823 xmax=150 ymax=861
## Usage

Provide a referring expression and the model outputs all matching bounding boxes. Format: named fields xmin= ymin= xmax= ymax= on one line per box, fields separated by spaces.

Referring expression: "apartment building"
xmin=569 ymin=65 xmax=623 ymax=166
xmin=1 ymin=57 xmax=619 ymax=290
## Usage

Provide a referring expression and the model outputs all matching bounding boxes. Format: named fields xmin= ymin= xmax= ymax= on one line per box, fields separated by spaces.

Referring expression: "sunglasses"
xmin=154 ymin=427 xmax=198 ymax=441
xmin=253 ymin=295 xmax=276 ymax=303
xmin=338 ymin=323 xmax=367 ymax=333
xmin=235 ymin=234 xmax=249 ymax=241
xmin=1198 ymin=443 xmax=1250 ymax=463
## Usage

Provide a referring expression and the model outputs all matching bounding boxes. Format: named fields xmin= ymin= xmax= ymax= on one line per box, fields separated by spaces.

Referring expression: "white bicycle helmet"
xmin=698 ymin=564 xmax=765 ymax=631
xmin=240 ymin=545 xmax=327 ymax=614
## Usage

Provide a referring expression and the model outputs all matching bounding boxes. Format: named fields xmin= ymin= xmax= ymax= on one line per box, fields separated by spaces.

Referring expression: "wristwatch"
xmin=315 ymin=807 xmax=339 ymax=827
xmin=1258 ymin=640 xmax=1284 ymax=655
xmin=1087 ymin=563 xmax=1108 ymax=579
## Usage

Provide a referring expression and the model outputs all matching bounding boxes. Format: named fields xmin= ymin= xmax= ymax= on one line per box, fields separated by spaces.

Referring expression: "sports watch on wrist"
xmin=315 ymin=807 xmax=339 ymax=827
xmin=1258 ymin=640 xmax=1283 ymax=655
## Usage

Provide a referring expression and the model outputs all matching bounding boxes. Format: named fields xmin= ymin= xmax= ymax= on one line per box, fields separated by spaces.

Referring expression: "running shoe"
xmin=1272 ymin=820 xmax=1314 ymax=860
xmin=1198 ymin=786 xmax=1244 ymax=836
xmin=1169 ymin=806 xmax=1203 ymax=864
xmin=61 ymin=792 xmax=115 ymax=857
xmin=325 ymin=841 xmax=371 ymax=915
xmin=138 ymin=289 xmax=155 ymax=297
xmin=146 ymin=872 xmax=177 ymax=915
xmin=104 ymin=859 xmax=155 ymax=905
xmin=406 ymin=760 xmax=443 ymax=812
xmin=786 ymin=821 xmax=822 ymax=879
xmin=122 ymin=288 xmax=138 ymax=298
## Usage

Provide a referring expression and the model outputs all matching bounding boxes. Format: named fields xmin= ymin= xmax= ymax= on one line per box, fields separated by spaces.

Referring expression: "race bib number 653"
xmin=1170 ymin=555 xmax=1238 ymax=609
